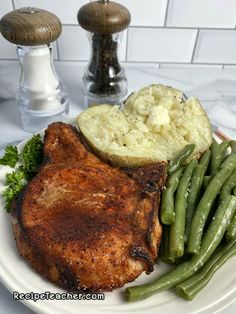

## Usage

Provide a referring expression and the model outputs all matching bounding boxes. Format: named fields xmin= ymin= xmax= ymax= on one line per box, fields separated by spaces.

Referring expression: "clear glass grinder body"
xmin=83 ymin=31 xmax=127 ymax=105
xmin=16 ymin=44 xmax=69 ymax=133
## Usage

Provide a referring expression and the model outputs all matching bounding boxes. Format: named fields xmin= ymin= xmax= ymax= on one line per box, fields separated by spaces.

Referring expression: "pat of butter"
xmin=146 ymin=106 xmax=170 ymax=131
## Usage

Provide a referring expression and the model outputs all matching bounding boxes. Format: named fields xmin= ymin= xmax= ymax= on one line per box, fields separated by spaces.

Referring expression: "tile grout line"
xmin=0 ymin=58 xmax=230 ymax=67
xmin=0 ymin=58 xmax=18 ymax=61
xmin=159 ymin=63 xmax=223 ymax=69
xmin=0 ymin=58 xmax=228 ymax=67
xmin=11 ymin=0 xmax=15 ymax=9
xmin=160 ymin=61 xmax=224 ymax=66
xmin=191 ymin=29 xmax=200 ymax=63
xmin=163 ymin=0 xmax=170 ymax=27
xmin=62 ymin=24 xmax=236 ymax=31
xmin=54 ymin=59 xmax=225 ymax=66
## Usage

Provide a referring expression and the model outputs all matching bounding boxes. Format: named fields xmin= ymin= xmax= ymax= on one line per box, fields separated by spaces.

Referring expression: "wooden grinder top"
xmin=0 ymin=7 xmax=62 ymax=46
xmin=78 ymin=0 xmax=131 ymax=34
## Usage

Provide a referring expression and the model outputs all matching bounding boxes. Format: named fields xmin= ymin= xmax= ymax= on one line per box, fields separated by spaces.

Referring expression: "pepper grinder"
xmin=78 ymin=0 xmax=131 ymax=106
xmin=0 ymin=8 xmax=69 ymax=133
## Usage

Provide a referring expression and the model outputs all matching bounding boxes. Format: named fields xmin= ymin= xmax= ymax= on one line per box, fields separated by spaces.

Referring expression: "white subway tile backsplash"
xmin=0 ymin=0 xmax=13 ymax=17
xmin=58 ymin=27 xmax=89 ymax=61
xmin=58 ymin=26 xmax=127 ymax=61
xmin=127 ymin=28 xmax=197 ymax=63
xmin=0 ymin=0 xmax=14 ymax=59
xmin=119 ymin=0 xmax=167 ymax=26
xmin=0 ymin=0 xmax=235 ymax=66
xmin=194 ymin=30 xmax=236 ymax=64
xmin=13 ymin=0 xmax=167 ymax=27
xmin=167 ymin=0 xmax=236 ymax=28
xmin=0 ymin=37 xmax=17 ymax=59
xmin=14 ymin=0 xmax=87 ymax=24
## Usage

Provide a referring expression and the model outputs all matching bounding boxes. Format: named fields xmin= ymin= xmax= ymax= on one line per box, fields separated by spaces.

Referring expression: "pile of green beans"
xmin=188 ymin=153 xmax=236 ymax=254
xmin=125 ymin=140 xmax=236 ymax=302
xmin=176 ymin=237 xmax=236 ymax=300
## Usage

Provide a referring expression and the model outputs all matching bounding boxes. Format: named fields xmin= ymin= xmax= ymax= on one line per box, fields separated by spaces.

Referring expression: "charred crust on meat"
xmin=130 ymin=246 xmax=154 ymax=274
xmin=11 ymin=186 xmax=28 ymax=233
xmin=146 ymin=194 xmax=158 ymax=247
xmin=59 ymin=267 xmax=79 ymax=291
xmin=42 ymin=153 xmax=51 ymax=165
xmin=11 ymin=122 xmax=166 ymax=292
xmin=123 ymin=163 xmax=167 ymax=193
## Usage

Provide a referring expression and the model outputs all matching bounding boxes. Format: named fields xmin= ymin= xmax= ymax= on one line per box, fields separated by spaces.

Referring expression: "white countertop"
xmin=0 ymin=61 xmax=236 ymax=314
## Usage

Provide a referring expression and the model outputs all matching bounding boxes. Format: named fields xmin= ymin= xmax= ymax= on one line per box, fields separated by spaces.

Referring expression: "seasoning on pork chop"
xmin=11 ymin=122 xmax=167 ymax=291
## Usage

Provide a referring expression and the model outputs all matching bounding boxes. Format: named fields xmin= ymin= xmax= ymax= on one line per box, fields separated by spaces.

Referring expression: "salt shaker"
xmin=78 ymin=0 xmax=131 ymax=106
xmin=0 ymin=8 xmax=69 ymax=133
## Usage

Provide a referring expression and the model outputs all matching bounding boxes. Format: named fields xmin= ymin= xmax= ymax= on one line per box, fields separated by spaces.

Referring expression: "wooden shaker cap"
xmin=0 ymin=7 xmax=62 ymax=46
xmin=78 ymin=0 xmax=131 ymax=34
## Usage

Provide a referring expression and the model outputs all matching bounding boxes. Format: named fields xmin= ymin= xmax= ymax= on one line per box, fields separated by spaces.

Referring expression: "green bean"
xmin=220 ymin=140 xmax=230 ymax=158
xmin=210 ymin=140 xmax=230 ymax=176
xmin=125 ymin=195 xmax=236 ymax=302
xmin=224 ymin=171 xmax=236 ymax=242
xmin=226 ymin=212 xmax=236 ymax=242
xmin=185 ymin=150 xmax=211 ymax=243
xmin=176 ymin=238 xmax=236 ymax=300
xmin=221 ymin=153 xmax=236 ymax=168
xmin=199 ymin=149 xmax=212 ymax=169
xmin=168 ymin=144 xmax=195 ymax=175
xmin=170 ymin=160 xmax=197 ymax=258
xmin=161 ymin=167 xmax=184 ymax=225
xmin=220 ymin=169 xmax=236 ymax=199
xmin=210 ymin=139 xmax=221 ymax=175
xmin=174 ymin=253 xmax=191 ymax=265
xmin=160 ymin=225 xmax=175 ymax=264
xmin=203 ymin=175 xmax=212 ymax=189
xmin=188 ymin=153 xmax=236 ymax=255
xmin=230 ymin=140 xmax=236 ymax=154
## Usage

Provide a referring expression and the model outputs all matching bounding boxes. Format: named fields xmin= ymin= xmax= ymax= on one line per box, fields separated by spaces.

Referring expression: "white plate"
xmin=0 ymin=124 xmax=236 ymax=314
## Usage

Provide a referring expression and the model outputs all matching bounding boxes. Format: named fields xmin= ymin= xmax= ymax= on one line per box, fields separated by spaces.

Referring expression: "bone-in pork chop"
xmin=12 ymin=122 xmax=166 ymax=291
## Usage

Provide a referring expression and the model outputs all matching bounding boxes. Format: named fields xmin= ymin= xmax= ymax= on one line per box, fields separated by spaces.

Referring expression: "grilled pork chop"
xmin=12 ymin=122 xmax=166 ymax=291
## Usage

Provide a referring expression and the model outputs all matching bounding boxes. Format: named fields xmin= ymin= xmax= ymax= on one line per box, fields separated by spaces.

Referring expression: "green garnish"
xmin=3 ymin=169 xmax=26 ymax=213
xmin=0 ymin=145 xmax=19 ymax=168
xmin=1 ymin=134 xmax=43 ymax=212
xmin=22 ymin=134 xmax=43 ymax=179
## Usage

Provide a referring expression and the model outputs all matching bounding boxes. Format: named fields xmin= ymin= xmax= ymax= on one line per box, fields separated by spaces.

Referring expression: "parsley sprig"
xmin=22 ymin=134 xmax=43 ymax=180
xmin=3 ymin=169 xmax=26 ymax=213
xmin=0 ymin=135 xmax=43 ymax=212
xmin=0 ymin=146 xmax=19 ymax=168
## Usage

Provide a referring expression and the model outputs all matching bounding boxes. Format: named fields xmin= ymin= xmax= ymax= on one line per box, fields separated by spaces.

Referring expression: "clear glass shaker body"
xmin=16 ymin=44 xmax=69 ymax=133
xmin=83 ymin=32 xmax=127 ymax=106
